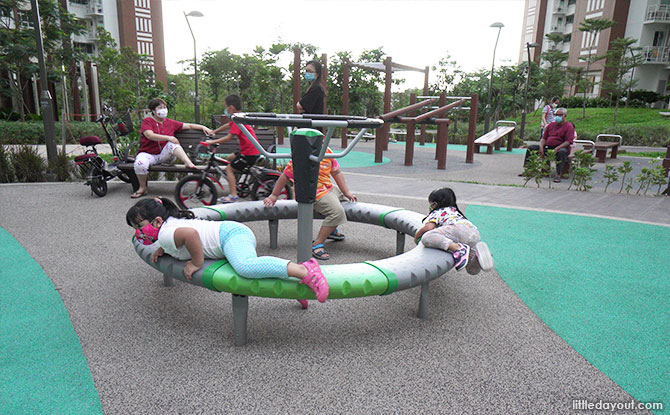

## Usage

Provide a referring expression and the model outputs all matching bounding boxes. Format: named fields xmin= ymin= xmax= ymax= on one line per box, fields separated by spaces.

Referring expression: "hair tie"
xmin=154 ymin=198 xmax=163 ymax=205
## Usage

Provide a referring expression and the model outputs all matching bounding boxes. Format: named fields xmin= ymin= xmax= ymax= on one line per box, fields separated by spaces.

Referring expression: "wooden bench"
xmin=474 ymin=121 xmax=516 ymax=154
xmin=118 ymin=128 xmax=277 ymax=191
xmin=582 ymin=134 xmax=622 ymax=163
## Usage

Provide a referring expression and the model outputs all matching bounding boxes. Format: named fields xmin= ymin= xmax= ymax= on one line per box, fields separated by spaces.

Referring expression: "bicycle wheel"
xmin=175 ymin=175 xmax=218 ymax=209
xmin=89 ymin=166 xmax=108 ymax=197
xmin=251 ymin=174 xmax=293 ymax=201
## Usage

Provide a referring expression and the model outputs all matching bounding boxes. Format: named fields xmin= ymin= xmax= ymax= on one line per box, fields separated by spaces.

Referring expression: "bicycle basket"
xmin=114 ymin=111 xmax=134 ymax=136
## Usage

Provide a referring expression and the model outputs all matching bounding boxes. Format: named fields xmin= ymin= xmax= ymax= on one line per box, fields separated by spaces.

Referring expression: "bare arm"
xmin=263 ymin=173 xmax=291 ymax=207
xmin=212 ymin=122 xmax=231 ymax=135
xmin=331 ymin=169 xmax=357 ymax=201
xmin=206 ymin=133 xmax=234 ymax=145
xmin=143 ymin=129 xmax=179 ymax=144
xmin=414 ymin=222 xmax=437 ymax=244
xmin=182 ymin=123 xmax=214 ymax=136
xmin=296 ymin=102 xmax=305 ymax=113
xmin=173 ymin=227 xmax=204 ymax=280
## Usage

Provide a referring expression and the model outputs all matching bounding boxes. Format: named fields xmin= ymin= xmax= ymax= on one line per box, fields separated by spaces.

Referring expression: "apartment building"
xmin=1 ymin=0 xmax=166 ymax=119
xmin=519 ymin=0 xmax=670 ymax=97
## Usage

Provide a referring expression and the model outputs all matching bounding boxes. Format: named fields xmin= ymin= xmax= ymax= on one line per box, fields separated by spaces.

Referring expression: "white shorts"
xmin=133 ymin=141 xmax=179 ymax=175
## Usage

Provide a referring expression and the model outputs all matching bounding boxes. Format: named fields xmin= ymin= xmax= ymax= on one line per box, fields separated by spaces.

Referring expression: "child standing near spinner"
xmin=127 ymin=197 xmax=328 ymax=302
xmin=414 ymin=188 xmax=493 ymax=274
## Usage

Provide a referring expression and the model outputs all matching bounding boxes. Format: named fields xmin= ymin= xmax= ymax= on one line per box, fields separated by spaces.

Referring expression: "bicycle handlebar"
xmin=230 ymin=112 xmax=384 ymax=162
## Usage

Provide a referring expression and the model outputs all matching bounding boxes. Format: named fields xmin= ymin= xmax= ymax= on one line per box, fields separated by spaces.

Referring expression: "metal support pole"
xmin=396 ymin=231 xmax=405 ymax=255
xmin=485 ymin=25 xmax=503 ymax=133
xmin=466 ymin=94 xmax=478 ymax=164
xmin=184 ymin=13 xmax=200 ymax=124
xmin=30 ymin=0 xmax=57 ymax=174
xmin=416 ymin=282 xmax=429 ymax=319
xmin=269 ymin=219 xmax=279 ymax=249
xmin=321 ymin=53 xmax=328 ymax=114
xmin=277 ymin=127 xmax=284 ymax=145
xmin=297 ymin=203 xmax=314 ymax=263
xmin=232 ymin=294 xmax=248 ymax=346
xmin=163 ymin=274 xmax=174 ymax=287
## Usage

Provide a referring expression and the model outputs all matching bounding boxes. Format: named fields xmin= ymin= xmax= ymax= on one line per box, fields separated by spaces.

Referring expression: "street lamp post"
xmin=484 ymin=22 xmax=504 ymax=133
xmin=520 ymin=42 xmax=540 ymax=140
xmin=184 ymin=10 xmax=204 ymax=124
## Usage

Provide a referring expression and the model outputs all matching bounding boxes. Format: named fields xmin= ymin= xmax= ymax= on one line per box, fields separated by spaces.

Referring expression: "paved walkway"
xmin=0 ymin=139 xmax=667 ymax=414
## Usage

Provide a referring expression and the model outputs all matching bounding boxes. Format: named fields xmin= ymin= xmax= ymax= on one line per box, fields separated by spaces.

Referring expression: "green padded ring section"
xmin=364 ymin=261 xmax=398 ymax=296
xmin=209 ymin=262 xmax=389 ymax=299
xmin=291 ymin=128 xmax=323 ymax=137
xmin=201 ymin=259 xmax=230 ymax=291
xmin=203 ymin=206 xmax=226 ymax=220
xmin=378 ymin=209 xmax=407 ymax=228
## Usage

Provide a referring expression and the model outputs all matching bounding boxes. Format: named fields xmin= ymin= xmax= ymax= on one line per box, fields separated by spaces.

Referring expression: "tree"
xmin=578 ymin=18 xmax=616 ymax=117
xmin=537 ymin=33 xmax=569 ymax=102
xmin=94 ymin=29 xmax=162 ymax=112
xmin=597 ymin=37 xmax=642 ymax=126
xmin=0 ymin=0 xmax=85 ymax=120
xmin=565 ymin=66 xmax=584 ymax=95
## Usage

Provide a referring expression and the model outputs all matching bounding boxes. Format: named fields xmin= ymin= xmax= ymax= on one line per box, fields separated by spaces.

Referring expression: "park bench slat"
xmin=474 ymin=126 xmax=515 ymax=154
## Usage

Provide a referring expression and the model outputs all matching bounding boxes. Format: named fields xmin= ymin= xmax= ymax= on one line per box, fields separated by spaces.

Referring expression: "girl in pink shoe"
xmin=127 ymin=197 xmax=328 ymax=302
xmin=414 ymin=188 xmax=493 ymax=274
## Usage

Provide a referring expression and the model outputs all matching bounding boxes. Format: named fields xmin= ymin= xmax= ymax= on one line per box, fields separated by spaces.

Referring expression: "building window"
xmin=566 ymin=15 xmax=574 ymax=24
xmin=74 ymin=42 xmax=94 ymax=54
xmin=653 ymin=31 xmax=665 ymax=46
xmin=568 ymin=0 xmax=576 ymax=5
xmin=69 ymin=0 xmax=90 ymax=5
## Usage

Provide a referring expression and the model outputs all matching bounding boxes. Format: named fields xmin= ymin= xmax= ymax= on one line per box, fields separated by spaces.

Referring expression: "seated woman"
xmin=131 ymin=98 xmax=213 ymax=198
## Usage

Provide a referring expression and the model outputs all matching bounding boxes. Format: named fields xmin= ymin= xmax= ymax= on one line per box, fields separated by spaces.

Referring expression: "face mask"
xmin=155 ymin=108 xmax=168 ymax=119
xmin=224 ymin=108 xmax=231 ymax=117
xmin=554 ymin=116 xmax=563 ymax=123
xmin=135 ymin=222 xmax=160 ymax=245
xmin=304 ymin=72 xmax=316 ymax=82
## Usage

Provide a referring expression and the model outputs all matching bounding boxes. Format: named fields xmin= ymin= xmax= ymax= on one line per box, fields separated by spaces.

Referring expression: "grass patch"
xmin=618 ymin=151 xmax=666 ymax=158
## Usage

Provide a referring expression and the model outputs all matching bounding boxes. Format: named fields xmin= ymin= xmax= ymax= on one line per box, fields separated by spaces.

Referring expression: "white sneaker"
xmin=475 ymin=242 xmax=494 ymax=271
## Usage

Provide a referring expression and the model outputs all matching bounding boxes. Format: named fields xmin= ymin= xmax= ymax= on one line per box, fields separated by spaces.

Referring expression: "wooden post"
xmin=382 ymin=56 xmax=393 ymax=151
xmin=341 ymin=58 xmax=350 ymax=148
xmin=435 ymin=93 xmax=446 ymax=160
xmin=437 ymin=121 xmax=449 ymax=170
xmin=292 ymin=47 xmax=301 ymax=114
xmin=405 ymin=120 xmax=416 ymax=166
xmin=277 ymin=126 xmax=284 ymax=145
xmin=420 ymin=66 xmax=429 ymax=145
xmin=466 ymin=94 xmax=478 ymax=164
xmin=321 ymin=53 xmax=327 ymax=114
xmin=507 ymin=128 xmax=514 ymax=152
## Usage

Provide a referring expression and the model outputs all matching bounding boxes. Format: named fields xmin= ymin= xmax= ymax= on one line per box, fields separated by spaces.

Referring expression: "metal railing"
xmin=641 ymin=46 xmax=670 ymax=64
xmin=646 ymin=4 xmax=670 ymax=22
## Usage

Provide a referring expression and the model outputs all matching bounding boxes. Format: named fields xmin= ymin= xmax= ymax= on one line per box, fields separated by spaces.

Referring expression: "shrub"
xmin=0 ymin=121 xmax=105 ymax=145
xmin=11 ymin=145 xmax=45 ymax=182
xmin=49 ymin=148 xmax=74 ymax=182
xmin=561 ymin=96 xmax=611 ymax=108
xmin=628 ymin=90 xmax=660 ymax=104
xmin=0 ymin=145 xmax=15 ymax=182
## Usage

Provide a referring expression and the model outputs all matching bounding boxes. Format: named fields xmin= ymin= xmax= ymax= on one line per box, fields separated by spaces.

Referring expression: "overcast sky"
xmin=161 ymin=0 xmax=526 ymax=89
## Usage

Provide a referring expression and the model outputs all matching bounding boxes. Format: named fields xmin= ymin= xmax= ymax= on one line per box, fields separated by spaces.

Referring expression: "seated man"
xmin=521 ymin=107 xmax=574 ymax=183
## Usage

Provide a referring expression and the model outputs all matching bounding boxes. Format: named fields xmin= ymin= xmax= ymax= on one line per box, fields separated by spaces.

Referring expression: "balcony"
xmin=645 ymin=4 xmax=670 ymax=23
xmin=87 ymin=0 xmax=103 ymax=16
xmin=641 ymin=46 xmax=670 ymax=64
xmin=550 ymin=23 xmax=567 ymax=33
xmin=553 ymin=1 xmax=567 ymax=14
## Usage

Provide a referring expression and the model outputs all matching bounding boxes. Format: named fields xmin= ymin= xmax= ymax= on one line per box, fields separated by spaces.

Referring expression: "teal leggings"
xmin=219 ymin=222 xmax=290 ymax=280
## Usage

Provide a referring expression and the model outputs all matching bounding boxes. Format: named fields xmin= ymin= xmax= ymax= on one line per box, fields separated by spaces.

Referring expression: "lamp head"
xmin=185 ymin=10 xmax=204 ymax=17
xmin=490 ymin=22 xmax=504 ymax=29
xmin=527 ymin=42 xmax=540 ymax=48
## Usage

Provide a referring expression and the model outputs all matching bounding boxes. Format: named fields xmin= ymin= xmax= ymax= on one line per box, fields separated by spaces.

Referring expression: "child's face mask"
xmin=135 ymin=221 xmax=160 ymax=245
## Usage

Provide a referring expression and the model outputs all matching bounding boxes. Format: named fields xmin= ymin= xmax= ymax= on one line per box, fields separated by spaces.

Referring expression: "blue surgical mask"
xmin=224 ymin=109 xmax=230 ymax=117
xmin=304 ymin=72 xmax=316 ymax=82
xmin=554 ymin=116 xmax=563 ymax=123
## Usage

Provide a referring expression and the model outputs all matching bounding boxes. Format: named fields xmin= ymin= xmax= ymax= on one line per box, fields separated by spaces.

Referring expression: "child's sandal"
xmin=311 ymin=243 xmax=330 ymax=260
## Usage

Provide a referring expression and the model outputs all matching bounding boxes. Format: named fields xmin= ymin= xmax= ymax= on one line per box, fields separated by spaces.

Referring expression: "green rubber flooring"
xmin=390 ymin=141 xmax=527 ymax=154
xmin=0 ymin=228 xmax=102 ymax=415
xmin=275 ymin=147 xmax=390 ymax=168
xmin=467 ymin=205 xmax=669 ymax=413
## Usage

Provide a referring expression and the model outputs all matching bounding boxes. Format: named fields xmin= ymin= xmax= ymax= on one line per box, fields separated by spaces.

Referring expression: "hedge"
xmin=0 ymin=121 xmax=104 ymax=145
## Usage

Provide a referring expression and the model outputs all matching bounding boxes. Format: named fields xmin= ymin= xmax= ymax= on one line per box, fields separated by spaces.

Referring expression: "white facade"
xmin=66 ymin=0 xmax=120 ymax=56
xmin=627 ymin=0 xmax=670 ymax=94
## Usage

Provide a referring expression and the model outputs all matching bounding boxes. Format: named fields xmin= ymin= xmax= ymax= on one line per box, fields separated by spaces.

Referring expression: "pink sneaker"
xmin=300 ymin=258 xmax=329 ymax=303
xmin=452 ymin=243 xmax=470 ymax=271
xmin=297 ymin=299 xmax=308 ymax=309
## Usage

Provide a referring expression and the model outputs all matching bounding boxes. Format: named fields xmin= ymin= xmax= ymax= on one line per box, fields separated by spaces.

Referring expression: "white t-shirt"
xmin=424 ymin=206 xmax=474 ymax=229
xmin=157 ymin=217 xmax=224 ymax=260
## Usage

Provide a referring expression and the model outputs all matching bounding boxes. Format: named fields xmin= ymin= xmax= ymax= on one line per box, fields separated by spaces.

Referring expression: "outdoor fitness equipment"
xmin=132 ymin=113 xmax=456 ymax=346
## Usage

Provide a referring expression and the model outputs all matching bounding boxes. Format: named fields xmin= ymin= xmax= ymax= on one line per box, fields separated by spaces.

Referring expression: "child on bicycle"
xmin=127 ymin=197 xmax=328 ymax=302
xmin=414 ymin=187 xmax=493 ymax=274
xmin=263 ymin=147 xmax=356 ymax=261
xmin=205 ymin=94 xmax=260 ymax=203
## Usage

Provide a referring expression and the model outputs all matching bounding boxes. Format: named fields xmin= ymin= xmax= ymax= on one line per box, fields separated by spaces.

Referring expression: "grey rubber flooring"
xmin=0 ymin=177 xmax=661 ymax=414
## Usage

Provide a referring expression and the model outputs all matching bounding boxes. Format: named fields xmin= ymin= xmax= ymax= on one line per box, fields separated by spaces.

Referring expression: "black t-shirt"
xmin=299 ymin=82 xmax=324 ymax=114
